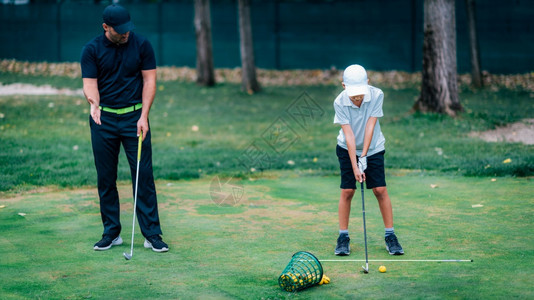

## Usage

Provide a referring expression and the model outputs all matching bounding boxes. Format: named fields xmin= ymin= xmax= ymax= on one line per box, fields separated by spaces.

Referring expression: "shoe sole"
xmin=94 ymin=236 xmax=123 ymax=251
xmin=335 ymin=245 xmax=350 ymax=256
xmin=386 ymin=245 xmax=404 ymax=255
xmin=144 ymin=239 xmax=169 ymax=253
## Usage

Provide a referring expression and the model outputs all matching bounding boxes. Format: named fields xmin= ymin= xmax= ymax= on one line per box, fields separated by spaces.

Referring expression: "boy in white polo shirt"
xmin=333 ymin=64 xmax=404 ymax=256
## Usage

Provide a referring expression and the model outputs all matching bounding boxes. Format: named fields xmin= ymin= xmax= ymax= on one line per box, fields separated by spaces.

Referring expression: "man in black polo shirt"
xmin=81 ymin=4 xmax=168 ymax=253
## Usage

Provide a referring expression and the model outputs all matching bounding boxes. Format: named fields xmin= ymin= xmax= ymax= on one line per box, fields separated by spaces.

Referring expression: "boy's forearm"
xmin=361 ymin=117 xmax=378 ymax=157
xmin=342 ymin=126 xmax=359 ymax=171
xmin=347 ymin=140 xmax=359 ymax=172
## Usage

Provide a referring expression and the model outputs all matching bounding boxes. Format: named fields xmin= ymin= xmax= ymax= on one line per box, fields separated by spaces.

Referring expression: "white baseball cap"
xmin=343 ymin=64 xmax=370 ymax=98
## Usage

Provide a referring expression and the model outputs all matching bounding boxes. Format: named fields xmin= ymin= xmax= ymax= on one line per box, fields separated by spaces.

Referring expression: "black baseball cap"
xmin=103 ymin=4 xmax=135 ymax=34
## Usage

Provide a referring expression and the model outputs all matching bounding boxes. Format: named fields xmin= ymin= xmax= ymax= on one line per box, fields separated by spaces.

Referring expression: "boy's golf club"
xmin=360 ymin=181 xmax=369 ymax=273
xmin=124 ymin=133 xmax=143 ymax=261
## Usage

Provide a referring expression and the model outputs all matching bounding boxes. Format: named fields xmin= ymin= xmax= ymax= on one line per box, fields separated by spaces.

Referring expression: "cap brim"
xmin=345 ymin=84 xmax=370 ymax=97
xmin=113 ymin=21 xmax=135 ymax=34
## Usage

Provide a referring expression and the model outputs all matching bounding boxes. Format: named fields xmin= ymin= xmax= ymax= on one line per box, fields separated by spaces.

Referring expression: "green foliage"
xmin=0 ymin=74 xmax=533 ymax=193
xmin=381 ymin=87 xmax=534 ymax=177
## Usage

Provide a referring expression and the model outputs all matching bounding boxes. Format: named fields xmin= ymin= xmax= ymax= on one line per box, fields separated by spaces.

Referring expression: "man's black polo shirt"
xmin=81 ymin=32 xmax=156 ymax=109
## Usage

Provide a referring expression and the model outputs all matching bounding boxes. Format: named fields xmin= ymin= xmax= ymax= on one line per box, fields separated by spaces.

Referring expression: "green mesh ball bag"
xmin=278 ymin=251 xmax=324 ymax=292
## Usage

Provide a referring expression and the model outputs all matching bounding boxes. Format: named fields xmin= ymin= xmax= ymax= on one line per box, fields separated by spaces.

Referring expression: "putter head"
xmin=362 ymin=266 xmax=369 ymax=273
xmin=123 ymin=252 xmax=132 ymax=260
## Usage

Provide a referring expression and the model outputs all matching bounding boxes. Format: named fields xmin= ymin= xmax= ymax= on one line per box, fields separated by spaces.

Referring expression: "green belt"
xmin=99 ymin=103 xmax=142 ymax=114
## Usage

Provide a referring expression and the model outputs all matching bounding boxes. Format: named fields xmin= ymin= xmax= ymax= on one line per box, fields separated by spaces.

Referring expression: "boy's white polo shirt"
xmin=333 ymin=85 xmax=386 ymax=157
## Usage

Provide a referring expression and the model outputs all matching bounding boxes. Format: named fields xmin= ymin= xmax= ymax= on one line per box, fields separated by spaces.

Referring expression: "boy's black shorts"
xmin=336 ymin=145 xmax=386 ymax=189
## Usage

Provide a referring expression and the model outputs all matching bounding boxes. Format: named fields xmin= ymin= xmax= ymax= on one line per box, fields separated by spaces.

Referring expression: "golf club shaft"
xmin=361 ymin=181 xmax=369 ymax=268
xmin=128 ymin=134 xmax=143 ymax=257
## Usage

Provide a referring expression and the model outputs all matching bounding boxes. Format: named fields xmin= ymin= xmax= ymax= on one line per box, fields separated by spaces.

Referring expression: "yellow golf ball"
xmin=379 ymin=266 xmax=387 ymax=273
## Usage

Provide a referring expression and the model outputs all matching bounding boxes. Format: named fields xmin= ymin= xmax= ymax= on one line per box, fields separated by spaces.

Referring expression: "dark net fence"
xmin=1 ymin=0 xmax=533 ymax=73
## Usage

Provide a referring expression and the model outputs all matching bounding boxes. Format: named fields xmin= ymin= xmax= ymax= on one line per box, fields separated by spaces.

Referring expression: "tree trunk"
xmin=465 ymin=0 xmax=483 ymax=88
xmin=414 ymin=0 xmax=462 ymax=117
xmin=194 ymin=0 xmax=215 ymax=86
xmin=238 ymin=0 xmax=261 ymax=94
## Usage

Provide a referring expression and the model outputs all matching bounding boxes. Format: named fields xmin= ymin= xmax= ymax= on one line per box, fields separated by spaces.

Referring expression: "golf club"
xmin=124 ymin=133 xmax=143 ymax=261
xmin=360 ymin=181 xmax=369 ymax=273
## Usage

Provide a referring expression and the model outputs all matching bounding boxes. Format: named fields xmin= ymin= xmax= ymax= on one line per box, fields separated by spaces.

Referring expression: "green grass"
xmin=0 ymin=73 xmax=533 ymax=298
xmin=0 ymin=71 xmax=81 ymax=89
xmin=1 ymin=73 xmax=533 ymax=193
xmin=0 ymin=172 xmax=532 ymax=298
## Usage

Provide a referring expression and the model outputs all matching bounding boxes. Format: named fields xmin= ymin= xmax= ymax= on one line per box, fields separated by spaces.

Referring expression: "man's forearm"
xmin=83 ymin=78 xmax=100 ymax=105
xmin=141 ymin=82 xmax=156 ymax=119
xmin=141 ymin=69 xmax=157 ymax=119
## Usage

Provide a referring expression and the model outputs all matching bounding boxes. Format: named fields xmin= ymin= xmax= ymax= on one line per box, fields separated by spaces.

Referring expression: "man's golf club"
xmin=124 ymin=133 xmax=143 ymax=261
xmin=360 ymin=181 xmax=369 ymax=273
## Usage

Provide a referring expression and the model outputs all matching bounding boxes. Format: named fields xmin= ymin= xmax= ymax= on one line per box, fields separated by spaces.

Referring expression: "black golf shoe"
xmin=93 ymin=235 xmax=123 ymax=251
xmin=335 ymin=234 xmax=350 ymax=256
xmin=144 ymin=235 xmax=169 ymax=252
xmin=385 ymin=233 xmax=404 ymax=255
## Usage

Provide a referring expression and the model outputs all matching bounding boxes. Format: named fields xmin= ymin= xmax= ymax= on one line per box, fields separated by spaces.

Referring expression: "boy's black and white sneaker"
xmin=144 ymin=235 xmax=169 ymax=252
xmin=93 ymin=235 xmax=123 ymax=251
xmin=385 ymin=233 xmax=404 ymax=255
xmin=335 ymin=234 xmax=350 ymax=256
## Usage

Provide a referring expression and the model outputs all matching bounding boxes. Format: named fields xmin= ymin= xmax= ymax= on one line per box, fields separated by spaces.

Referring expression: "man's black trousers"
xmin=90 ymin=109 xmax=162 ymax=239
